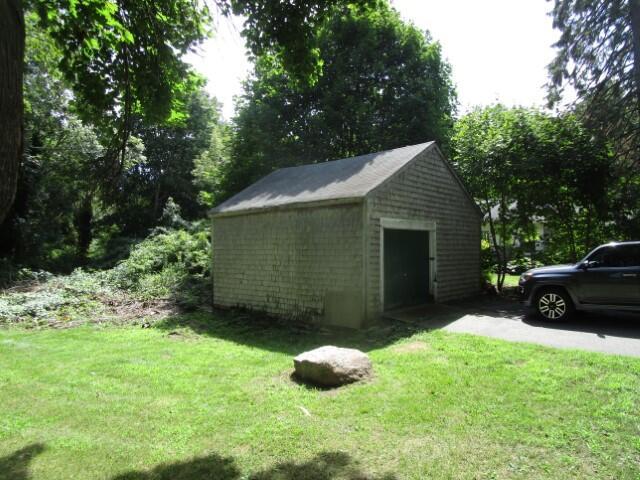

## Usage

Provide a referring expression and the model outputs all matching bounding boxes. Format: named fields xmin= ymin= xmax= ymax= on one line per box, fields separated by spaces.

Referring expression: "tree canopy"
xmin=452 ymin=105 xmax=616 ymax=288
xmin=548 ymin=0 xmax=640 ymax=163
xmin=214 ymin=3 xmax=456 ymax=201
xmin=2 ymin=0 xmax=637 ymax=284
xmin=0 ymin=0 xmax=371 ymax=224
xmin=548 ymin=0 xmax=640 ymax=253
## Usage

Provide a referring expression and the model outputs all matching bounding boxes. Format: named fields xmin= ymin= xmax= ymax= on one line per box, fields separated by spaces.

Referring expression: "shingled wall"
xmin=365 ymin=146 xmax=481 ymax=318
xmin=212 ymin=203 xmax=366 ymax=328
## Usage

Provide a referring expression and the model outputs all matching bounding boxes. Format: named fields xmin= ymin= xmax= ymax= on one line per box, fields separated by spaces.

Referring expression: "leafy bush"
xmin=86 ymin=225 xmax=140 ymax=270
xmin=40 ymin=243 xmax=80 ymax=273
xmin=14 ymin=268 xmax=54 ymax=283
xmin=106 ymin=222 xmax=210 ymax=307
xmin=0 ymin=260 xmax=54 ymax=289
xmin=505 ymin=256 xmax=545 ymax=275
xmin=1 ymin=212 xmax=212 ymax=325
xmin=0 ymin=259 xmax=17 ymax=288
xmin=0 ymin=269 xmax=111 ymax=325
xmin=480 ymin=239 xmax=494 ymax=275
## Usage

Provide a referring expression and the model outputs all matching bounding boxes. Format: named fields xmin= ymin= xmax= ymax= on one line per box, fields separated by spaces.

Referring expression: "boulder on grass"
xmin=293 ymin=346 xmax=372 ymax=387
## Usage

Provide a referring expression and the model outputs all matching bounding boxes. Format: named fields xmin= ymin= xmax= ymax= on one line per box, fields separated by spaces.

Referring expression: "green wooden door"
xmin=383 ymin=229 xmax=430 ymax=310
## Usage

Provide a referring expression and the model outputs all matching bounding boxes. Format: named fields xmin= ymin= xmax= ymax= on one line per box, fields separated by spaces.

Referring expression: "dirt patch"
xmin=53 ymin=298 xmax=179 ymax=329
xmin=165 ymin=330 xmax=198 ymax=341
xmin=392 ymin=341 xmax=429 ymax=353
xmin=102 ymin=297 xmax=179 ymax=322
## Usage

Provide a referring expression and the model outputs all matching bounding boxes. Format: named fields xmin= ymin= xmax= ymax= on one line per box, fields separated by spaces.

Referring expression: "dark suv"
xmin=519 ymin=241 xmax=640 ymax=321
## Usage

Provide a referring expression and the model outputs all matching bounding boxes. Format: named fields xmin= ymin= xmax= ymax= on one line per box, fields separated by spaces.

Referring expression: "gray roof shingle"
xmin=212 ymin=142 xmax=435 ymax=215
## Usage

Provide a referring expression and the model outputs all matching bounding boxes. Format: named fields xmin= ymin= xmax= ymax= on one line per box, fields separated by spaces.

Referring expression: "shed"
xmin=210 ymin=142 xmax=481 ymax=328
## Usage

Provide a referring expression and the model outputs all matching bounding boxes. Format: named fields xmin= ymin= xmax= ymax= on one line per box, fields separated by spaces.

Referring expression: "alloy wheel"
xmin=538 ymin=292 xmax=567 ymax=320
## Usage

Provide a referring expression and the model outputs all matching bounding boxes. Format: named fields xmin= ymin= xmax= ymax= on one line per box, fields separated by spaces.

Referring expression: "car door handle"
xmin=622 ymin=273 xmax=638 ymax=277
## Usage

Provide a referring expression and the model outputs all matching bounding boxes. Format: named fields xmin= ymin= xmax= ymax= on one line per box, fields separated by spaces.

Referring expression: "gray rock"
xmin=293 ymin=346 xmax=373 ymax=387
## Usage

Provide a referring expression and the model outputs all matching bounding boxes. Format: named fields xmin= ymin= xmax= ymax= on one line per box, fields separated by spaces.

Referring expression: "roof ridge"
xmin=211 ymin=141 xmax=434 ymax=216
xmin=273 ymin=141 xmax=434 ymax=174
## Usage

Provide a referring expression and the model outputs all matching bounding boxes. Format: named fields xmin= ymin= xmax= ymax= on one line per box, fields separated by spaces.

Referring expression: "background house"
xmin=481 ymin=203 xmax=548 ymax=254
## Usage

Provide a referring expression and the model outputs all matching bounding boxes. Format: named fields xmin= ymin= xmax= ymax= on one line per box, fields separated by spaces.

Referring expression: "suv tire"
xmin=535 ymin=288 xmax=574 ymax=321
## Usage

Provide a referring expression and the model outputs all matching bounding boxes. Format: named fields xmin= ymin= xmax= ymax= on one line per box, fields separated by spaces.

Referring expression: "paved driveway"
xmin=385 ymin=297 xmax=640 ymax=357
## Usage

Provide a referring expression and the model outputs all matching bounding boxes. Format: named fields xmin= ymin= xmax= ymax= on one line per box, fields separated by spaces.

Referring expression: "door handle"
xmin=622 ymin=273 xmax=638 ymax=277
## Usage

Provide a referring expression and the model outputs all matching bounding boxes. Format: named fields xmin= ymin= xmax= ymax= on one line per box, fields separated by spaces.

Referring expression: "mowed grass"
xmin=1 ymin=313 xmax=639 ymax=479
xmin=489 ymin=273 xmax=521 ymax=288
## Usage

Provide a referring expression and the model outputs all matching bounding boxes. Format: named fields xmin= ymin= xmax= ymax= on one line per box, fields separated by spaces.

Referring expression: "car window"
xmin=588 ymin=245 xmax=640 ymax=267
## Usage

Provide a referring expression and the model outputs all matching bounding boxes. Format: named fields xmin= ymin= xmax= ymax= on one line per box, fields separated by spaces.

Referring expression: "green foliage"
xmin=27 ymin=0 xmax=370 ymax=177
xmin=216 ymin=2 xmax=456 ymax=201
xmin=33 ymin=0 xmax=210 ymax=130
xmin=505 ymin=256 xmax=545 ymax=274
xmin=2 ymin=17 xmax=219 ymax=269
xmin=1 ymin=219 xmax=211 ymax=324
xmin=230 ymin=0 xmax=375 ymax=85
xmin=107 ymin=90 xmax=221 ymax=234
xmin=86 ymin=226 xmax=139 ymax=270
xmin=480 ymin=238 xmax=494 ymax=274
xmin=192 ymin=123 xmax=233 ymax=208
xmin=106 ymin=223 xmax=210 ymax=306
xmin=548 ymin=0 xmax=640 ymax=160
xmin=452 ymin=105 xmax=618 ymax=287
xmin=0 ymin=269 xmax=111 ymax=325
xmin=548 ymin=0 xmax=640 ymax=234
xmin=17 ymin=26 xmax=107 ymax=265
xmin=4 ymin=0 xmax=356 ymax=247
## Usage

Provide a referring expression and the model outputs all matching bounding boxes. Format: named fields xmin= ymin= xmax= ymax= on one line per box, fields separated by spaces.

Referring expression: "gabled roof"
xmin=212 ymin=142 xmax=435 ymax=215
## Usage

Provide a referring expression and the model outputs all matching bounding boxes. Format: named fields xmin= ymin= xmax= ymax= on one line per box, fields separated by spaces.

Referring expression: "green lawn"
xmin=490 ymin=273 xmax=521 ymax=288
xmin=1 ymin=312 xmax=639 ymax=479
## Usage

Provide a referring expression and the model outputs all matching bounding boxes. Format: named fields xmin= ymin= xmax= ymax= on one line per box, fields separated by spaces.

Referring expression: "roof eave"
xmin=364 ymin=142 xmax=436 ymax=199
xmin=430 ymin=143 xmax=484 ymax=219
xmin=210 ymin=195 xmax=365 ymax=219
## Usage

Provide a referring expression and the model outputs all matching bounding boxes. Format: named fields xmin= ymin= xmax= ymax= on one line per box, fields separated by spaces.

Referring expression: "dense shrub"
xmin=106 ymin=223 xmax=211 ymax=307
xmin=505 ymin=256 xmax=545 ymax=275
xmin=86 ymin=225 xmax=140 ymax=270
xmin=480 ymin=239 xmax=493 ymax=275
xmin=1 ymin=217 xmax=212 ymax=325
xmin=0 ymin=270 xmax=112 ymax=325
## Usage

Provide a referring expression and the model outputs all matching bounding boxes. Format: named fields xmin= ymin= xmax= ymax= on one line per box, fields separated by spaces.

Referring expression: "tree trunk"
xmin=484 ymin=198 xmax=504 ymax=291
xmin=0 ymin=0 xmax=24 ymax=225
xmin=153 ymin=180 xmax=162 ymax=219
xmin=630 ymin=0 xmax=640 ymax=110
xmin=498 ymin=194 xmax=509 ymax=290
xmin=584 ymin=210 xmax=593 ymax=255
xmin=567 ymin=223 xmax=577 ymax=263
xmin=75 ymin=196 xmax=93 ymax=264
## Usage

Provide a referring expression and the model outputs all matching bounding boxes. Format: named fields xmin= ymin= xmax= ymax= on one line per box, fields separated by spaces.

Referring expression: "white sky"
xmin=186 ymin=0 xmax=563 ymax=120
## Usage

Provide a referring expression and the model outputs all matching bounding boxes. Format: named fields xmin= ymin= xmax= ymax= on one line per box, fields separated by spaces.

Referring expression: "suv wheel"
xmin=535 ymin=288 xmax=574 ymax=321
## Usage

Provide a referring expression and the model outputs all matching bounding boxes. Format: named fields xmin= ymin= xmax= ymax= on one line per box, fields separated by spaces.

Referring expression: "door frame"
xmin=380 ymin=217 xmax=437 ymax=311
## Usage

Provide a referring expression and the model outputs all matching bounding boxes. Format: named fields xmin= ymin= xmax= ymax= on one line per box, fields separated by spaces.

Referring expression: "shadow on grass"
xmin=157 ymin=290 xmax=639 ymax=355
xmin=154 ymin=307 xmax=435 ymax=355
xmin=0 ymin=445 xmax=396 ymax=480
xmin=156 ymin=293 xmax=640 ymax=354
xmin=113 ymin=450 xmax=396 ymax=480
xmin=155 ymin=294 xmax=530 ymax=354
xmin=250 ymin=451 xmax=397 ymax=480
xmin=0 ymin=443 xmax=46 ymax=480
xmin=112 ymin=451 xmax=239 ymax=480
